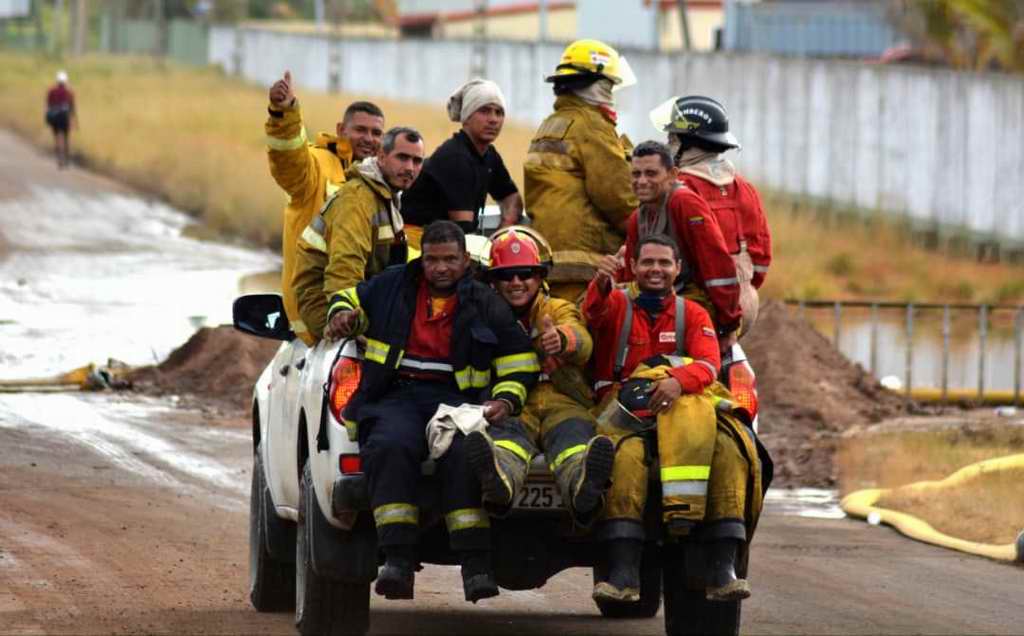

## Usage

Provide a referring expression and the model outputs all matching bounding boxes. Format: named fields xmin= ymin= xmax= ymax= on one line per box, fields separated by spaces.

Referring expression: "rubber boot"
xmin=705 ymin=539 xmax=751 ymax=602
xmin=592 ymin=538 xmax=642 ymax=603
xmin=461 ymin=550 xmax=499 ymax=603
xmin=555 ymin=436 xmax=615 ymax=526
xmin=374 ymin=546 xmax=415 ymax=600
xmin=466 ymin=430 xmax=528 ymax=516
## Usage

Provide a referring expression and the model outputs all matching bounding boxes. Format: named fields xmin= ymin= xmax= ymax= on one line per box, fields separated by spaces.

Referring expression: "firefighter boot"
xmin=466 ymin=430 xmax=528 ymax=516
xmin=461 ymin=550 xmax=500 ymax=603
xmin=375 ymin=546 xmax=415 ymax=600
xmin=705 ymin=539 xmax=751 ymax=601
xmin=592 ymin=538 xmax=642 ymax=603
xmin=555 ymin=436 xmax=615 ymax=526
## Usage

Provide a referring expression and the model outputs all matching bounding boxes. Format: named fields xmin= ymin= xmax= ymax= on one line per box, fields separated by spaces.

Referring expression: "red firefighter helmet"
xmin=488 ymin=229 xmax=546 ymax=275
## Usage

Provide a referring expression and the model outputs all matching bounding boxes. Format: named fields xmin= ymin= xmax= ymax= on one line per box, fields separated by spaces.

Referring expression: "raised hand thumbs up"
xmin=538 ymin=314 xmax=564 ymax=357
xmin=269 ymin=70 xmax=296 ymax=108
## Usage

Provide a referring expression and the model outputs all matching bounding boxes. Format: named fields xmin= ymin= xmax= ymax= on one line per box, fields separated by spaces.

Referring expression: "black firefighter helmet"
xmin=650 ymin=95 xmax=740 ymax=152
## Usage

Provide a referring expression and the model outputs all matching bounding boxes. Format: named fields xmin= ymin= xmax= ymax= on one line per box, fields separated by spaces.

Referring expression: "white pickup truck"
xmin=233 ymin=254 xmax=762 ymax=636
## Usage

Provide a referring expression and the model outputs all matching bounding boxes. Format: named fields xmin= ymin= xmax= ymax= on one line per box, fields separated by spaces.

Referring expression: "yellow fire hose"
xmin=841 ymin=454 xmax=1024 ymax=563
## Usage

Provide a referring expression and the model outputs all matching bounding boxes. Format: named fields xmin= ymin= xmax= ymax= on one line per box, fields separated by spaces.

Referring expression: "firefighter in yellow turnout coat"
xmin=524 ymin=40 xmax=639 ymax=302
xmin=294 ymin=128 xmax=425 ymax=342
xmin=485 ymin=228 xmax=615 ymax=525
xmin=265 ymin=70 xmax=385 ymax=344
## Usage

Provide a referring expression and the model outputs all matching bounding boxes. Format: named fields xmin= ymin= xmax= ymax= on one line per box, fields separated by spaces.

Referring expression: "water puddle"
xmin=0 ymin=186 xmax=277 ymax=379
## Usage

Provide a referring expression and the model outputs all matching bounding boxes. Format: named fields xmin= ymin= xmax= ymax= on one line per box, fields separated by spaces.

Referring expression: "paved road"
xmin=1 ymin=130 xmax=1021 ymax=635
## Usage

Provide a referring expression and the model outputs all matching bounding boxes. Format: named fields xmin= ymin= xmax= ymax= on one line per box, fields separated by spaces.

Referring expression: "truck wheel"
xmin=249 ymin=449 xmax=296 ymax=612
xmin=296 ymin=460 xmax=370 ymax=636
xmin=662 ymin=543 xmax=741 ymax=636
xmin=594 ymin=542 xmax=663 ymax=619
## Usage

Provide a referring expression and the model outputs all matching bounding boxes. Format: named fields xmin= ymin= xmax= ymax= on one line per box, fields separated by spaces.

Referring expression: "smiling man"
xmin=401 ymin=79 xmax=523 ymax=248
xmin=584 ymin=235 xmax=761 ymax=605
xmin=324 ymin=221 xmax=538 ymax=603
xmin=266 ymin=70 xmax=385 ymax=345
xmin=619 ymin=141 xmax=741 ymax=350
xmin=480 ymin=228 xmax=614 ymax=527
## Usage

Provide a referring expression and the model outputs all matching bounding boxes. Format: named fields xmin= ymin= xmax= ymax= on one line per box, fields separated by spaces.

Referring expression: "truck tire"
xmin=296 ymin=460 xmax=370 ymax=636
xmin=594 ymin=542 xmax=663 ymax=619
xmin=662 ymin=543 xmax=741 ymax=636
xmin=249 ymin=449 xmax=296 ymax=612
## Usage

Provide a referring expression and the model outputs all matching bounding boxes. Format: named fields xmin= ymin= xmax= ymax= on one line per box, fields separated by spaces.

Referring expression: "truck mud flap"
xmin=310 ymin=502 xmax=378 ymax=584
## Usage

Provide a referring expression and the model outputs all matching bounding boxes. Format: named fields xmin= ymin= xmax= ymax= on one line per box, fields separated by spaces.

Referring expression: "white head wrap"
xmin=56 ymin=70 xmax=69 ymax=84
xmin=446 ymin=79 xmax=507 ymax=123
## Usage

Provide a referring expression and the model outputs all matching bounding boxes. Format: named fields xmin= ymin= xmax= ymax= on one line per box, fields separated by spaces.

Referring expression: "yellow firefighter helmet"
xmin=545 ymin=39 xmax=637 ymax=90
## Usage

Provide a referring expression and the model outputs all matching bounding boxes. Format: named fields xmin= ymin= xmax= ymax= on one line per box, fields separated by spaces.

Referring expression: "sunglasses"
xmin=490 ymin=267 xmax=543 ymax=282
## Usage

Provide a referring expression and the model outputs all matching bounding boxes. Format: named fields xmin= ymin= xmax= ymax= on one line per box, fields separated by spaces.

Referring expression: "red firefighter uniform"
xmin=679 ymin=171 xmax=771 ymax=332
xmin=619 ymin=185 xmax=742 ymax=336
xmin=583 ymin=280 xmax=760 ymax=540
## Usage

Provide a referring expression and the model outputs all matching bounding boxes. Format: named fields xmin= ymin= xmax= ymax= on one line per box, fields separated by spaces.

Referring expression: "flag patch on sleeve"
xmin=688 ymin=216 xmax=704 ymax=225
xmin=702 ymin=326 xmax=716 ymax=338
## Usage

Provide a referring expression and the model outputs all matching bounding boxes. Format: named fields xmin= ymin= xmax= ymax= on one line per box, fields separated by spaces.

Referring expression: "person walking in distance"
xmin=46 ymin=71 xmax=77 ymax=169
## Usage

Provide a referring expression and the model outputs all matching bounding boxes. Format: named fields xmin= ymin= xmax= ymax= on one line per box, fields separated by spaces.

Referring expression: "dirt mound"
xmin=744 ymin=301 xmax=916 ymax=487
xmin=128 ymin=326 xmax=280 ymax=412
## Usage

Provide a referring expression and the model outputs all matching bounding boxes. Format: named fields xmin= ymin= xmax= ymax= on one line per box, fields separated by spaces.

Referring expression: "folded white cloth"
xmin=425 ymin=403 xmax=489 ymax=460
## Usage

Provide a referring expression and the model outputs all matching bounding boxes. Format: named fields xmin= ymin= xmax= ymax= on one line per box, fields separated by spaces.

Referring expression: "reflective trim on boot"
xmin=569 ymin=436 xmax=615 ymax=523
xmin=466 ymin=431 xmax=521 ymax=516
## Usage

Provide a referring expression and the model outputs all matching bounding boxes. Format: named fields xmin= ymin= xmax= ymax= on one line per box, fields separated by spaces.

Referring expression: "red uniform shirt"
xmin=400 ymin=279 xmax=458 ymax=381
xmin=583 ymin=279 xmax=720 ymax=402
xmin=620 ymin=186 xmax=742 ymax=332
xmin=679 ymin=173 xmax=771 ymax=289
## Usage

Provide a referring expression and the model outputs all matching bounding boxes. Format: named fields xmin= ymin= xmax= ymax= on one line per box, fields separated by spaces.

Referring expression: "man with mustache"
xmin=325 ymin=221 xmax=538 ymax=603
xmin=299 ymin=127 xmax=424 ymax=342
xmin=266 ymin=69 xmax=385 ymax=345
xmin=401 ymin=79 xmax=523 ymax=249
xmin=585 ymin=235 xmax=761 ymax=605
xmin=619 ymin=141 xmax=741 ymax=348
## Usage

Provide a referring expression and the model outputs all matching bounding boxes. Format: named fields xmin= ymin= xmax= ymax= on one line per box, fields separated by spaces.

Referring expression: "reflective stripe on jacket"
xmin=293 ymin=160 xmax=406 ymax=339
xmin=327 ymin=261 xmax=540 ymax=418
xmin=583 ymin=280 xmax=720 ymax=402
xmin=266 ymin=101 xmax=352 ymax=344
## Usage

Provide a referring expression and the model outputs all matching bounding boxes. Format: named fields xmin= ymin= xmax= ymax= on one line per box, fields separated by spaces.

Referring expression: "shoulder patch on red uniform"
xmin=702 ymin=326 xmax=716 ymax=338
xmin=688 ymin=216 xmax=704 ymax=225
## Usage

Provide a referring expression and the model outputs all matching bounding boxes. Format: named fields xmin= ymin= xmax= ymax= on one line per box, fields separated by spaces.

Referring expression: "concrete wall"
xmin=210 ymin=27 xmax=1024 ymax=245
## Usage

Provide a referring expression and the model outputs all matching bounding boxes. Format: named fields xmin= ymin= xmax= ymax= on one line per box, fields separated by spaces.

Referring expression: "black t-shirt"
xmin=401 ymin=130 xmax=518 ymax=229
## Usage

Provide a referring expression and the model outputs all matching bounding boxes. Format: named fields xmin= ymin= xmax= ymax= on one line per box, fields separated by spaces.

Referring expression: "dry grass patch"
xmin=838 ymin=425 xmax=1024 ymax=545
xmin=2 ymin=52 xmax=1022 ymax=305
xmin=876 ymin=468 xmax=1024 ymax=545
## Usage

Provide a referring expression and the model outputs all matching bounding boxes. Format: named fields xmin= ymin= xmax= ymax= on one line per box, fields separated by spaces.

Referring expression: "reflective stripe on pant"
xmin=357 ymin=382 xmax=489 ymax=551
xmin=657 ymin=392 xmax=717 ymax=523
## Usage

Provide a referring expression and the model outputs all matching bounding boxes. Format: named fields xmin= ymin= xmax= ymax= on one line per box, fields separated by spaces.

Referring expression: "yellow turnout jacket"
xmin=266 ymin=101 xmax=353 ymax=344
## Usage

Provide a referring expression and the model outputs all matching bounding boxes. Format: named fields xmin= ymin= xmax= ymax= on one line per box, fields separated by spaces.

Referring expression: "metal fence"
xmin=789 ymin=299 xmax=1024 ymax=404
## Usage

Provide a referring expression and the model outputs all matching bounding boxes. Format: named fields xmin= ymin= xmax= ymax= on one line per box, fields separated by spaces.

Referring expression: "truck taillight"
xmin=728 ymin=360 xmax=758 ymax=420
xmin=329 ymin=358 xmax=361 ymax=422
xmin=339 ymin=453 xmax=362 ymax=475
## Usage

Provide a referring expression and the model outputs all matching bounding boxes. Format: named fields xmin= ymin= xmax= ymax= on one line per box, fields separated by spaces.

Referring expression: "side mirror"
xmin=232 ymin=294 xmax=295 ymax=341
